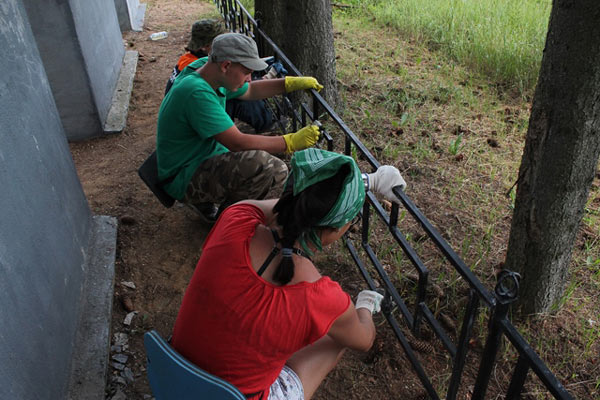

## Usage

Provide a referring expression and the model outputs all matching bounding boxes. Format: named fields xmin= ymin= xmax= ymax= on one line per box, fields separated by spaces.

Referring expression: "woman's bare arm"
xmin=327 ymin=302 xmax=376 ymax=352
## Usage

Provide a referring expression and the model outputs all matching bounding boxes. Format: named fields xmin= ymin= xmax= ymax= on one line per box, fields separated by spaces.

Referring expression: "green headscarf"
xmin=288 ymin=148 xmax=365 ymax=254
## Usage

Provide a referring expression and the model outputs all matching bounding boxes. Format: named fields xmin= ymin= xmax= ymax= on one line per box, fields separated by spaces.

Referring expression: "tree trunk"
xmin=504 ymin=0 xmax=600 ymax=314
xmin=254 ymin=0 xmax=340 ymax=111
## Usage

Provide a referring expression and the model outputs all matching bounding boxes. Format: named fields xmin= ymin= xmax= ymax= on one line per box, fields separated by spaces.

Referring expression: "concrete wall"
xmin=114 ymin=0 xmax=147 ymax=32
xmin=114 ymin=0 xmax=130 ymax=32
xmin=23 ymin=0 xmax=125 ymax=141
xmin=70 ymin=0 xmax=124 ymax=123
xmin=0 ymin=1 xmax=93 ymax=398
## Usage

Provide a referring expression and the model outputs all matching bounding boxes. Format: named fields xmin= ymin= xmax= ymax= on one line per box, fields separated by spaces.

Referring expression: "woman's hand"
xmin=365 ymin=166 xmax=406 ymax=202
xmin=355 ymin=290 xmax=384 ymax=314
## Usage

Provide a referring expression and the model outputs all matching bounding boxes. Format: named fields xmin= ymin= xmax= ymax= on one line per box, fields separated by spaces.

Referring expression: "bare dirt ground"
xmin=69 ymin=1 xmax=596 ymax=399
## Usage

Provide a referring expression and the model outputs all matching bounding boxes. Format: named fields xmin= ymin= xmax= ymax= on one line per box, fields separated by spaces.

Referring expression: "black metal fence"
xmin=214 ymin=1 xmax=574 ymax=398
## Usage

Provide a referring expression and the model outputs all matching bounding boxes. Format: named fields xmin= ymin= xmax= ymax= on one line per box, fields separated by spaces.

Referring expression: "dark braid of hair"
xmin=271 ymin=165 xmax=350 ymax=285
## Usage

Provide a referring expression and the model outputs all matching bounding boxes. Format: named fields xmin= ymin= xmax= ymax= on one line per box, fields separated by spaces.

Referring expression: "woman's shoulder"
xmin=289 ymin=256 xmax=322 ymax=284
xmin=310 ymin=274 xmax=345 ymax=292
xmin=304 ymin=275 xmax=351 ymax=321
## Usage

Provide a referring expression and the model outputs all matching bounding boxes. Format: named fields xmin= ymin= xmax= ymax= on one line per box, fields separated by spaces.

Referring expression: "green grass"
xmin=341 ymin=0 xmax=551 ymax=95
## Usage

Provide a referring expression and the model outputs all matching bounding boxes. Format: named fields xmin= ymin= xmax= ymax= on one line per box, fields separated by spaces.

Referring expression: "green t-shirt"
xmin=156 ymin=57 xmax=249 ymax=200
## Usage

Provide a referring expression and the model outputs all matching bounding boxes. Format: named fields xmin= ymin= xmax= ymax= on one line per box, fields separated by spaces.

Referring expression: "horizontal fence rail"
xmin=214 ymin=1 xmax=574 ymax=399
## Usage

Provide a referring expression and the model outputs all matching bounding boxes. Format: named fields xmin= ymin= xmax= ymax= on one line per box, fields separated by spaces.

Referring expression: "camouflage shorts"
xmin=183 ymin=150 xmax=288 ymax=207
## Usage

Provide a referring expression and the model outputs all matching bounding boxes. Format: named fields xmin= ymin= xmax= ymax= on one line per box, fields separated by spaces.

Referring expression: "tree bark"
xmin=504 ymin=0 xmax=600 ymax=314
xmin=254 ymin=0 xmax=340 ymax=111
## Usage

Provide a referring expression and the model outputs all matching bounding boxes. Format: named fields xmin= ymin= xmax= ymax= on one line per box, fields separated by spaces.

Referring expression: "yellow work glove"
xmin=282 ymin=125 xmax=320 ymax=154
xmin=284 ymin=76 xmax=323 ymax=93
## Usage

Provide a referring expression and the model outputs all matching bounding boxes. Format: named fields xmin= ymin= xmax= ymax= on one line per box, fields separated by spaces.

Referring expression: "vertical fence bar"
xmin=361 ymin=201 xmax=370 ymax=244
xmin=344 ymin=135 xmax=351 ymax=156
xmin=240 ymin=8 xmax=246 ymax=35
xmin=223 ymin=0 xmax=229 ymax=28
xmin=325 ymin=132 xmax=336 ymax=152
xmin=447 ymin=292 xmax=480 ymax=400
xmin=299 ymin=103 xmax=305 ymax=130
xmin=471 ymin=302 xmax=509 ymax=400
xmin=389 ymin=202 xmax=399 ymax=226
xmin=234 ymin=0 xmax=240 ymax=31
xmin=312 ymin=92 xmax=319 ymax=125
xmin=398 ymin=194 xmax=424 ymax=337
xmin=505 ymin=354 xmax=530 ymax=400
xmin=228 ymin=0 xmax=234 ymax=30
xmin=236 ymin=3 xmax=243 ymax=32
xmin=412 ymin=273 xmax=426 ymax=337
xmin=232 ymin=0 xmax=238 ymax=31
xmin=472 ymin=271 xmax=520 ymax=400
xmin=255 ymin=18 xmax=264 ymax=55
xmin=217 ymin=0 xmax=220 ymax=13
xmin=228 ymin=0 xmax=236 ymax=30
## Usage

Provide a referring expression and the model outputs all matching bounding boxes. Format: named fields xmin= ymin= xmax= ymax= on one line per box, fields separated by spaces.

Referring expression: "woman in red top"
xmin=172 ymin=148 xmax=406 ymax=399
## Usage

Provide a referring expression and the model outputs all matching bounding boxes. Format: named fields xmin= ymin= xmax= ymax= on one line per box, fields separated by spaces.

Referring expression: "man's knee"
xmin=270 ymin=157 xmax=288 ymax=186
xmin=186 ymin=151 xmax=287 ymax=204
xmin=231 ymin=151 xmax=287 ymax=199
xmin=239 ymin=150 xmax=287 ymax=183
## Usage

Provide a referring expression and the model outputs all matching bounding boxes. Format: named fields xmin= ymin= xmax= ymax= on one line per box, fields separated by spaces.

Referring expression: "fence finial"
xmin=495 ymin=270 xmax=521 ymax=304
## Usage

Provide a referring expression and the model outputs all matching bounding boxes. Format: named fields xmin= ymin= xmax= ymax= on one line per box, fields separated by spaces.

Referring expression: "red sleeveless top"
xmin=171 ymin=204 xmax=351 ymax=398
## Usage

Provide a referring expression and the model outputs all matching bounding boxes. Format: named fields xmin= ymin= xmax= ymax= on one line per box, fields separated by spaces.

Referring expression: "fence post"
xmin=472 ymin=270 xmax=521 ymax=400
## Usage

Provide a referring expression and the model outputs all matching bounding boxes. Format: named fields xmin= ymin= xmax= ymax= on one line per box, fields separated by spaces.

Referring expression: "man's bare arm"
xmin=213 ymin=125 xmax=286 ymax=153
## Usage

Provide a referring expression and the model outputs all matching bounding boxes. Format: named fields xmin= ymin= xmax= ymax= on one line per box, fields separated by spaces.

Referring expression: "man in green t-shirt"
xmin=156 ymin=33 xmax=323 ymax=222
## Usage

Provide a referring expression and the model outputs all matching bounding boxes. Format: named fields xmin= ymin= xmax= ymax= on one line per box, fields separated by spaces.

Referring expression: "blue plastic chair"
xmin=144 ymin=330 xmax=245 ymax=400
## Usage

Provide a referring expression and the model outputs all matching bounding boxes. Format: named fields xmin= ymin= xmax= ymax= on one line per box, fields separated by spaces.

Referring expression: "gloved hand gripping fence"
xmin=282 ymin=124 xmax=321 ymax=154
xmin=355 ymin=290 xmax=384 ymax=314
xmin=363 ymin=166 xmax=407 ymax=203
xmin=284 ymin=76 xmax=323 ymax=93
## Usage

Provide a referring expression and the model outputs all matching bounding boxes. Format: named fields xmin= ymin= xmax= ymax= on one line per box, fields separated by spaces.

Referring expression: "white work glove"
xmin=365 ymin=166 xmax=406 ymax=203
xmin=264 ymin=66 xmax=278 ymax=79
xmin=355 ymin=290 xmax=384 ymax=315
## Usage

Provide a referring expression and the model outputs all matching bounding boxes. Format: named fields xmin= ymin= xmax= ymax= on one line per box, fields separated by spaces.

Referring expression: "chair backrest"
xmin=138 ymin=151 xmax=176 ymax=208
xmin=144 ymin=330 xmax=246 ymax=400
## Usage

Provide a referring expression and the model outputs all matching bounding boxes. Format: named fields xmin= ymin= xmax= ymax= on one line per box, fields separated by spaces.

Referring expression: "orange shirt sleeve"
xmin=177 ymin=53 xmax=200 ymax=71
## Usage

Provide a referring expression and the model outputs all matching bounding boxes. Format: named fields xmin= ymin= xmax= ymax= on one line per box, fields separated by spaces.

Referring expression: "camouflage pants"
xmin=183 ymin=150 xmax=288 ymax=208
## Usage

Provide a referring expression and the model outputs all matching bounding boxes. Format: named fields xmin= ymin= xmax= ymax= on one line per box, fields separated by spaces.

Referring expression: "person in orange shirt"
xmin=165 ymin=19 xmax=225 ymax=94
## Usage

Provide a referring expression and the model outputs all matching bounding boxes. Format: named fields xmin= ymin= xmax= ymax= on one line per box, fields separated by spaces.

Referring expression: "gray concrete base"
xmin=115 ymin=0 xmax=146 ymax=32
xmin=103 ymin=50 xmax=138 ymax=135
xmin=129 ymin=0 xmax=147 ymax=32
xmin=67 ymin=215 xmax=118 ymax=400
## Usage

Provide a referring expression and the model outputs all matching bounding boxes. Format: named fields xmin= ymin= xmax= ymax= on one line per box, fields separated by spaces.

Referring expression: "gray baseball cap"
xmin=209 ymin=33 xmax=268 ymax=71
